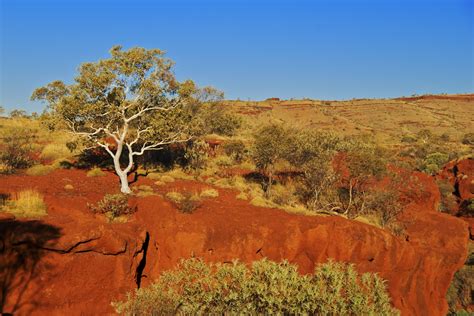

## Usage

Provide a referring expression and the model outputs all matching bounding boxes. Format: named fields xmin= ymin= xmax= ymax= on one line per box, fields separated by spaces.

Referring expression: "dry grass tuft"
xmin=26 ymin=164 xmax=56 ymax=176
xmin=1 ymin=190 xmax=47 ymax=218
xmin=160 ymin=175 xmax=175 ymax=183
xmin=40 ymin=143 xmax=72 ymax=161
xmin=86 ymin=167 xmax=105 ymax=177
xmin=200 ymin=188 xmax=219 ymax=198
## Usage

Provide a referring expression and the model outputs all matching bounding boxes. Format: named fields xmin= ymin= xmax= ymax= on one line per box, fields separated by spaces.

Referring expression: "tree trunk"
xmin=118 ymin=171 xmax=131 ymax=194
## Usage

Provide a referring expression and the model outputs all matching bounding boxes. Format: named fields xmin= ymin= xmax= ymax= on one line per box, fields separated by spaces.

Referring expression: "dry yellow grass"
xmin=86 ymin=168 xmax=105 ymax=177
xmin=26 ymin=164 xmax=57 ymax=176
xmin=200 ymin=188 xmax=219 ymax=198
xmin=1 ymin=189 xmax=47 ymax=218
xmin=39 ymin=143 xmax=72 ymax=161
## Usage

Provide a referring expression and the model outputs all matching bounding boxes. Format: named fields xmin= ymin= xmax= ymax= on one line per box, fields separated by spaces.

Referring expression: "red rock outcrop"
xmin=0 ymin=169 xmax=470 ymax=315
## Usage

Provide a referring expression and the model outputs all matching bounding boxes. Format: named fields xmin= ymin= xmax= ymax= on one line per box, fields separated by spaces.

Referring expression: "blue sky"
xmin=0 ymin=0 xmax=472 ymax=113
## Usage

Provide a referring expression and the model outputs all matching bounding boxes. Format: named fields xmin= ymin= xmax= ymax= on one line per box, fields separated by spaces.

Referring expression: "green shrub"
xmin=200 ymin=104 xmax=242 ymax=136
xmin=114 ymin=258 xmax=399 ymax=315
xmin=0 ymin=127 xmax=35 ymax=173
xmin=184 ymin=140 xmax=209 ymax=171
xmin=89 ymin=193 xmax=135 ymax=220
xmin=223 ymin=140 xmax=247 ymax=163
xmin=446 ymin=246 xmax=474 ymax=315
xmin=421 ymin=152 xmax=450 ymax=174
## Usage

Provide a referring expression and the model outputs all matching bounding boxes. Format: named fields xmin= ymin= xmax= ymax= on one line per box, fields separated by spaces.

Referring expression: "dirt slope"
xmin=0 ymin=168 xmax=469 ymax=315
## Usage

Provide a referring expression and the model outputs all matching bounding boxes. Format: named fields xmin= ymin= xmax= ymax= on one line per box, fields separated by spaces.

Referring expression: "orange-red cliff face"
xmin=0 ymin=168 xmax=470 ymax=315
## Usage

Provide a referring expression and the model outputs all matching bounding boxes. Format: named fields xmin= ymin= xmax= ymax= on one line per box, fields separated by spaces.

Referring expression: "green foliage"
xmin=89 ymin=193 xmax=135 ymax=219
xmin=421 ymin=152 xmax=450 ymax=174
xmin=446 ymin=246 xmax=474 ymax=315
xmin=199 ymin=104 xmax=242 ymax=136
xmin=223 ymin=140 xmax=247 ymax=163
xmin=9 ymin=109 xmax=28 ymax=118
xmin=114 ymin=258 xmax=399 ymax=315
xmin=31 ymin=45 xmax=222 ymax=193
xmin=398 ymin=131 xmax=464 ymax=174
xmin=184 ymin=140 xmax=209 ymax=171
xmin=0 ymin=127 xmax=35 ymax=173
xmin=251 ymin=124 xmax=292 ymax=194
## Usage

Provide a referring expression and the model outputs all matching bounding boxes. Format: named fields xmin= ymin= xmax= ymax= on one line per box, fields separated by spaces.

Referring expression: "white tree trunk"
xmin=118 ymin=170 xmax=131 ymax=194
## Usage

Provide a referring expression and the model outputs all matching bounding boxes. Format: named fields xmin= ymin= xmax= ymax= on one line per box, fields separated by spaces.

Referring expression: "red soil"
xmin=0 ymin=168 xmax=470 ymax=315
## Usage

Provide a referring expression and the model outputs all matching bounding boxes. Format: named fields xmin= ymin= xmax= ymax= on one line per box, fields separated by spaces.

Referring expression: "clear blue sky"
xmin=0 ymin=0 xmax=473 ymax=113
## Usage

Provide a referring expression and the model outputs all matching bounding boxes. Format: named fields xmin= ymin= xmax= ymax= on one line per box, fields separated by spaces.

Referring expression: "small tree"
xmin=9 ymin=109 xmax=28 ymax=118
xmin=252 ymin=124 xmax=290 ymax=195
xmin=32 ymin=46 xmax=221 ymax=193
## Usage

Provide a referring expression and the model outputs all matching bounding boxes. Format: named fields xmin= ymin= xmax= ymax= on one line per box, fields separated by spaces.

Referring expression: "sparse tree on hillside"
xmin=252 ymin=124 xmax=291 ymax=195
xmin=9 ymin=109 xmax=28 ymax=118
xmin=32 ymin=45 xmax=221 ymax=193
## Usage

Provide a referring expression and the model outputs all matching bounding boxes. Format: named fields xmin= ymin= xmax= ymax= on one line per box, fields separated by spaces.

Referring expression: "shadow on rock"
xmin=0 ymin=219 xmax=61 ymax=314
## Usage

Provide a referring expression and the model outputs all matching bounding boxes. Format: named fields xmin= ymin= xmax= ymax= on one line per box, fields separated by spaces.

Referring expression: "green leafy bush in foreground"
xmin=114 ymin=258 xmax=399 ymax=315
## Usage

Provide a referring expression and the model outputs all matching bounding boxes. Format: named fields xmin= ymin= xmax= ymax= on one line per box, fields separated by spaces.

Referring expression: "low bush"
xmin=184 ymin=140 xmax=209 ymax=172
xmin=89 ymin=193 xmax=135 ymax=220
xmin=0 ymin=127 xmax=35 ymax=173
xmin=446 ymin=245 xmax=474 ymax=315
xmin=86 ymin=167 xmax=106 ymax=177
xmin=114 ymin=258 xmax=399 ymax=315
xmin=1 ymin=190 xmax=47 ymax=218
xmin=421 ymin=152 xmax=450 ymax=174
xmin=26 ymin=164 xmax=56 ymax=176
xmin=223 ymin=140 xmax=247 ymax=163
xmin=200 ymin=104 xmax=242 ymax=136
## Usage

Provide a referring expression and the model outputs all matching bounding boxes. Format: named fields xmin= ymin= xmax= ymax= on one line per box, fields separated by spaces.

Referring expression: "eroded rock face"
xmin=136 ymin=172 xmax=468 ymax=316
xmin=437 ymin=158 xmax=474 ymax=213
xmin=0 ymin=169 xmax=470 ymax=315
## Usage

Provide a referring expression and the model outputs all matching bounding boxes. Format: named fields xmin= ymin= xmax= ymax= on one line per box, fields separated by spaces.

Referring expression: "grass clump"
xmin=64 ymin=184 xmax=74 ymax=190
xmin=166 ymin=191 xmax=201 ymax=213
xmin=133 ymin=185 xmax=156 ymax=197
xmin=160 ymin=175 xmax=175 ymax=183
xmin=200 ymin=188 xmax=219 ymax=198
xmin=86 ymin=167 xmax=105 ymax=177
xmin=89 ymin=193 xmax=136 ymax=221
xmin=236 ymin=191 xmax=248 ymax=200
xmin=26 ymin=164 xmax=56 ymax=176
xmin=39 ymin=143 xmax=72 ymax=161
xmin=114 ymin=258 xmax=399 ymax=315
xmin=1 ymin=190 xmax=47 ymax=218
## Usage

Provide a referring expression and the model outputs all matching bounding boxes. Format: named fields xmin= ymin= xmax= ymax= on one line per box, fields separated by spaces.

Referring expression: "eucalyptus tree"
xmin=32 ymin=46 xmax=221 ymax=193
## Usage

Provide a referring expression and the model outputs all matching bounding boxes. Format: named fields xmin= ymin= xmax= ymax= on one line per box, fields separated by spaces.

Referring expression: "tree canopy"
xmin=32 ymin=45 xmax=222 ymax=193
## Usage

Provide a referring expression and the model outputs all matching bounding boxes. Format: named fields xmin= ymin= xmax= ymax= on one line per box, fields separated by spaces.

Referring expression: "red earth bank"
xmin=0 ymin=168 xmax=470 ymax=315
